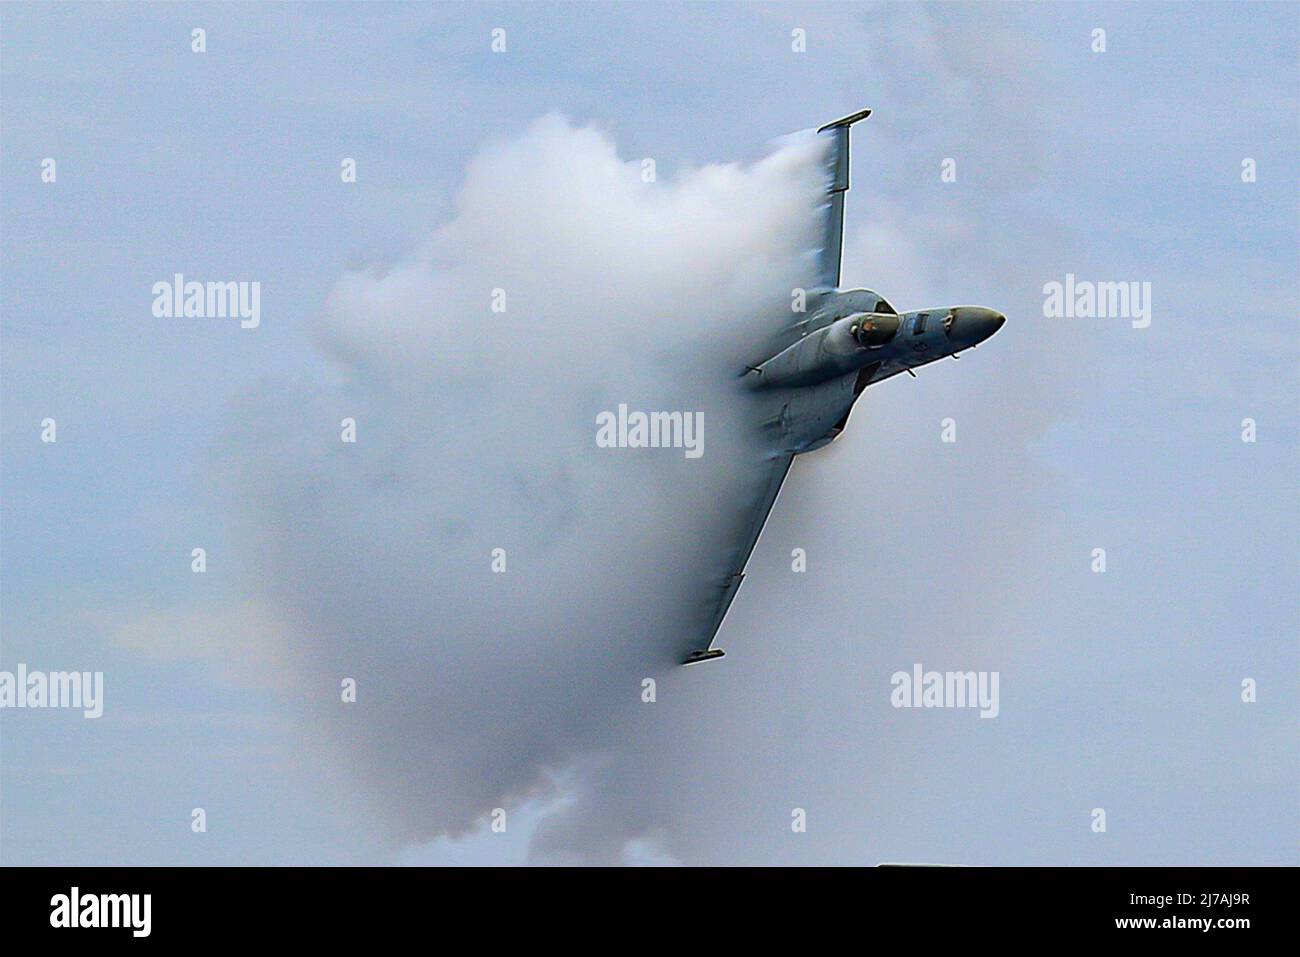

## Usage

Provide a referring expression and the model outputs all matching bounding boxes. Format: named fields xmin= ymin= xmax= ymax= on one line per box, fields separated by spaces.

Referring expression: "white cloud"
xmin=214 ymin=114 xmax=829 ymax=857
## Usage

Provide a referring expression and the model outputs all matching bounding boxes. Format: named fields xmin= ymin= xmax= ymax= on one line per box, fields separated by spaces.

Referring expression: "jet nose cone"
xmin=946 ymin=306 xmax=1006 ymax=346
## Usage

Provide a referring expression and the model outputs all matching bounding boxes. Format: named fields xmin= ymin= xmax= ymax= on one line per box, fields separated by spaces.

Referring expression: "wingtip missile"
xmin=817 ymin=108 xmax=872 ymax=133
xmin=682 ymin=649 xmax=726 ymax=666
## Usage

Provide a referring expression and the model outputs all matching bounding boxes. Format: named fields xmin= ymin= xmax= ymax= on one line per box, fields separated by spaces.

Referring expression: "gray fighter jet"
xmin=681 ymin=109 xmax=1006 ymax=665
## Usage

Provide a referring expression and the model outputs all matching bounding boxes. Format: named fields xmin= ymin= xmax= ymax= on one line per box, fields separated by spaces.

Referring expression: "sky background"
xmin=2 ymin=1 xmax=1296 ymax=865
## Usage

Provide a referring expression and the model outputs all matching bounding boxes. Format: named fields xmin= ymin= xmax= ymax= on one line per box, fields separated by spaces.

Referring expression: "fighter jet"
xmin=681 ymin=109 xmax=1006 ymax=665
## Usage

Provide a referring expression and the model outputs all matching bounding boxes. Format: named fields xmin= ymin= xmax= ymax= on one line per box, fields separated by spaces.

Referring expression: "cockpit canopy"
xmin=849 ymin=312 xmax=900 ymax=348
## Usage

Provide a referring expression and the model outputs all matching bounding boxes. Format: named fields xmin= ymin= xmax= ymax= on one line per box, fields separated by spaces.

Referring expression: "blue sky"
xmin=1 ymin=1 xmax=1296 ymax=865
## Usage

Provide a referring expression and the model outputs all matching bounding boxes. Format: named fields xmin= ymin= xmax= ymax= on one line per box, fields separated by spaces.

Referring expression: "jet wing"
xmin=815 ymin=109 xmax=871 ymax=291
xmin=680 ymin=449 xmax=794 ymax=664
xmin=677 ymin=109 xmax=870 ymax=665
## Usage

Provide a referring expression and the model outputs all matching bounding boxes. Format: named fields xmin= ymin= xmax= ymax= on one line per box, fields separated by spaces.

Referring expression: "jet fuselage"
xmin=746 ymin=288 xmax=1005 ymax=455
